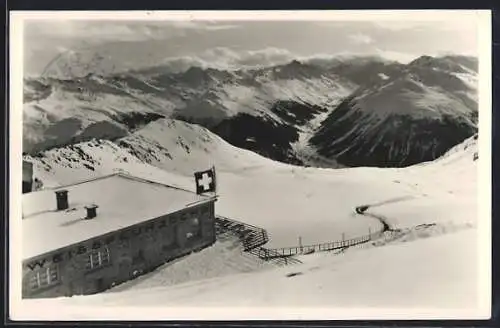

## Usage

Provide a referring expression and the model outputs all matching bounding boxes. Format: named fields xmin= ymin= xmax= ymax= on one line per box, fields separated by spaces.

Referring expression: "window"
xmin=29 ymin=265 xmax=59 ymax=290
xmin=186 ymin=217 xmax=201 ymax=239
xmin=85 ymin=247 xmax=111 ymax=270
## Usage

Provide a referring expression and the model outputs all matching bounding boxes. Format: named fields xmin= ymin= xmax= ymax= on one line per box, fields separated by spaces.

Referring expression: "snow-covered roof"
xmin=22 ymin=173 xmax=215 ymax=260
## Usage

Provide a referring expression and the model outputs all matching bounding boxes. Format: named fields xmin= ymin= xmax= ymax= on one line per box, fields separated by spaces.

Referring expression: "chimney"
xmin=85 ymin=204 xmax=99 ymax=219
xmin=55 ymin=190 xmax=69 ymax=211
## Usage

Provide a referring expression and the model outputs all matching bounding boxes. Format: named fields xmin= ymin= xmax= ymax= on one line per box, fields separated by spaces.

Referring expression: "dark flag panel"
xmin=194 ymin=167 xmax=216 ymax=195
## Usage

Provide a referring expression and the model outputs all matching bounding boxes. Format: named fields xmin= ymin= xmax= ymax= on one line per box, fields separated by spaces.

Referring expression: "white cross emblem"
xmin=199 ymin=173 xmax=213 ymax=191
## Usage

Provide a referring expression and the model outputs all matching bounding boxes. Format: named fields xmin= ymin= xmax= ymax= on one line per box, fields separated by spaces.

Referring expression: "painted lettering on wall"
xmin=27 ymin=259 xmax=46 ymax=270
xmin=120 ymin=231 xmax=130 ymax=241
xmin=144 ymin=222 xmax=155 ymax=232
xmin=52 ymin=253 xmax=63 ymax=263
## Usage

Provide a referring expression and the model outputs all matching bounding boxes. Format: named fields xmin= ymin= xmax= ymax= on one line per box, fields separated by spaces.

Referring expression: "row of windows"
xmin=29 ymin=266 xmax=59 ymax=290
xmin=85 ymin=247 xmax=111 ymax=270
xmin=28 ymin=247 xmax=111 ymax=290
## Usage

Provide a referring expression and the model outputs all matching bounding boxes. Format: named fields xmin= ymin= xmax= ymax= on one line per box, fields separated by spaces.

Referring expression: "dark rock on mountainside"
xmin=309 ymin=97 xmax=477 ymax=167
xmin=211 ymin=113 xmax=303 ymax=165
xmin=270 ymin=100 xmax=328 ymax=126
xmin=24 ymin=79 xmax=53 ymax=103
xmin=26 ymin=120 xmax=129 ymax=154
xmin=115 ymin=112 xmax=166 ymax=130
xmin=24 ymin=111 xmax=166 ymax=154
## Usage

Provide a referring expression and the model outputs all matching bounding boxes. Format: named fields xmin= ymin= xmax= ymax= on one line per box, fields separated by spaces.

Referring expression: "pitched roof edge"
xmin=46 ymin=173 xmax=122 ymax=192
xmin=115 ymin=172 xmax=208 ymax=198
xmin=24 ymin=171 xmax=208 ymax=199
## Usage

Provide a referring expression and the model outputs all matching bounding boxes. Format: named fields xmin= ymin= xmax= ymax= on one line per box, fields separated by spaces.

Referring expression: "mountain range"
xmin=23 ymin=54 xmax=478 ymax=168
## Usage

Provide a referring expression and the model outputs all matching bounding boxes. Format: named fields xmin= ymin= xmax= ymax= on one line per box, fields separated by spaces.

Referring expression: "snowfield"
xmin=16 ymin=116 xmax=486 ymax=319
xmin=16 ymin=229 xmax=482 ymax=319
xmin=64 ymin=229 xmax=479 ymax=309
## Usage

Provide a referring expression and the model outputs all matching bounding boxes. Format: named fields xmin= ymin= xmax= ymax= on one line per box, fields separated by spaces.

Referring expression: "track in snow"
xmin=353 ymin=196 xmax=475 ymax=250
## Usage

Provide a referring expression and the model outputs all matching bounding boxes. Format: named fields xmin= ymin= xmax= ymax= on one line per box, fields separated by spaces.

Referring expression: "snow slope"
xmin=18 ymin=230 xmax=481 ymax=319
xmin=117 ymin=118 xmax=282 ymax=175
xmin=23 ymin=138 xmax=191 ymax=189
xmin=108 ymin=238 xmax=275 ymax=294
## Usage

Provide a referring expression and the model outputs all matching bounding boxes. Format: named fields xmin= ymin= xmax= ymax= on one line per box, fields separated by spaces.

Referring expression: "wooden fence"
xmin=215 ymin=216 xmax=302 ymax=266
xmin=264 ymin=229 xmax=385 ymax=257
xmin=215 ymin=216 xmax=385 ymax=265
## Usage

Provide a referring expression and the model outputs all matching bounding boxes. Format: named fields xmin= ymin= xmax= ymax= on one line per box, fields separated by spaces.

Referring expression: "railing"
xmin=215 ymin=215 xmax=386 ymax=265
xmin=264 ymin=229 xmax=385 ymax=257
xmin=215 ymin=216 xmax=301 ymax=266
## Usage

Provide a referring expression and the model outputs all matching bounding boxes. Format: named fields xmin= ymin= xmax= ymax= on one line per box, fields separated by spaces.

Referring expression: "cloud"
xmin=348 ymin=33 xmax=374 ymax=45
xmin=156 ymin=47 xmax=296 ymax=73
xmin=56 ymin=46 xmax=71 ymax=54
xmin=142 ymin=46 xmax=434 ymax=74
xmin=148 ymin=46 xmax=421 ymax=74
xmin=374 ymin=49 xmax=419 ymax=64
xmin=24 ymin=20 xmax=241 ymax=45
xmin=372 ymin=15 xmax=479 ymax=33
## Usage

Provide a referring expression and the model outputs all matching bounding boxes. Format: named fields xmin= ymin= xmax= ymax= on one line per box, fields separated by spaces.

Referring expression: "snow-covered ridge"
xmin=24 ymin=118 xmax=286 ymax=188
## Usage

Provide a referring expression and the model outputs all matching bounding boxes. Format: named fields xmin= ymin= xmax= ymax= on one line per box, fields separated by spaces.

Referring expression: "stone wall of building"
xmin=22 ymin=200 xmax=216 ymax=298
xmin=22 ymin=161 xmax=33 ymax=194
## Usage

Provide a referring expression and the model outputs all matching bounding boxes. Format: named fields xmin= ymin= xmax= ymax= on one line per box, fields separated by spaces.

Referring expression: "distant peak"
xmin=184 ymin=66 xmax=205 ymax=74
xmin=408 ymin=55 xmax=435 ymax=67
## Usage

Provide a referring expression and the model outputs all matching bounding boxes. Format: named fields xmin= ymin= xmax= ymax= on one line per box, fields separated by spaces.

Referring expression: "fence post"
xmin=342 ymin=233 xmax=345 ymax=247
xmin=369 ymin=227 xmax=371 ymax=239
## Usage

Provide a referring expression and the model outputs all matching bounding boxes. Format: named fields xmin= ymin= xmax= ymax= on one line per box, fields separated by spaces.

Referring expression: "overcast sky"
xmin=21 ymin=12 xmax=481 ymax=77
